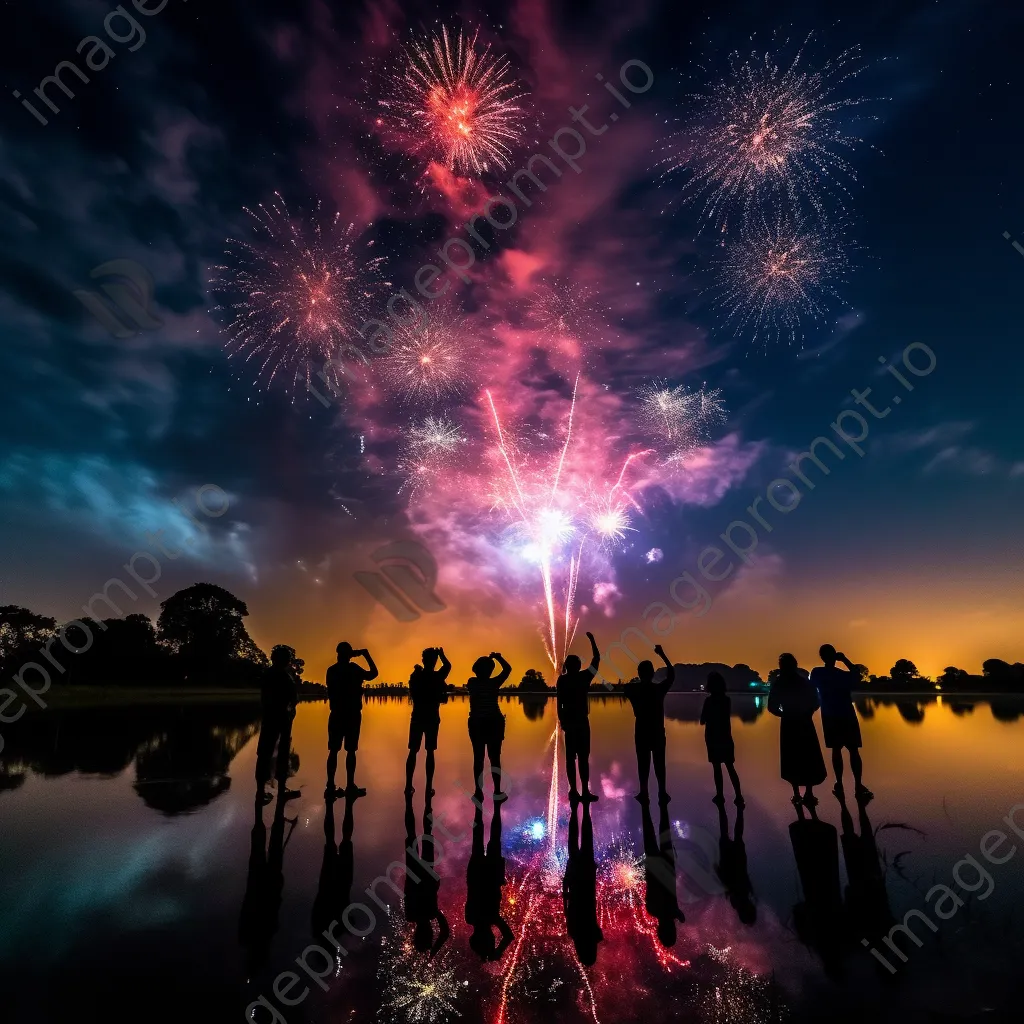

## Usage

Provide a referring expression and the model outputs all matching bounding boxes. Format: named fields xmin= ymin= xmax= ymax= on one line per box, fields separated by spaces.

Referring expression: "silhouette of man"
xmin=255 ymin=644 xmax=300 ymax=804
xmin=556 ymin=631 xmax=600 ymax=803
xmin=810 ymin=645 xmax=872 ymax=803
xmin=403 ymin=792 xmax=449 ymax=954
xmin=311 ymin=790 xmax=356 ymax=946
xmin=406 ymin=647 xmax=451 ymax=797
xmin=715 ymin=801 xmax=756 ymax=925
xmin=640 ymin=799 xmax=685 ymax=947
xmin=467 ymin=652 xmax=513 ymax=802
xmin=563 ymin=800 xmax=603 ymax=965
xmin=465 ymin=802 xmax=513 ymax=960
xmin=837 ymin=792 xmax=893 ymax=958
xmin=239 ymin=767 xmax=298 ymax=975
xmin=624 ymin=644 xmax=675 ymax=803
xmin=325 ymin=642 xmax=378 ymax=799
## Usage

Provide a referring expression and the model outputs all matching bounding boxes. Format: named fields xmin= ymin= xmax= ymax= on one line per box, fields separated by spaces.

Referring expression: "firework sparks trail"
xmin=379 ymin=26 xmax=528 ymax=176
xmin=658 ymin=33 xmax=878 ymax=231
xmin=637 ymin=382 xmax=727 ymax=464
xmin=210 ymin=195 xmax=386 ymax=395
xmin=709 ymin=212 xmax=851 ymax=346
xmin=485 ymin=381 xmax=648 ymax=673
xmin=398 ymin=414 xmax=467 ymax=497
xmin=526 ymin=280 xmax=604 ymax=343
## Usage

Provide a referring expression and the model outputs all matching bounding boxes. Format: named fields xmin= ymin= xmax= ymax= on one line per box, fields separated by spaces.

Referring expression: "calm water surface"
xmin=2 ymin=694 xmax=1023 ymax=1023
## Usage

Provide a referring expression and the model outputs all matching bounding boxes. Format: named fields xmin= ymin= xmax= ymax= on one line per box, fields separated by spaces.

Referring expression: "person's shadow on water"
xmin=311 ymin=793 xmax=356 ymax=945
xmin=641 ymin=800 xmax=685 ymax=947
xmin=838 ymin=792 xmax=895 ymax=961
xmin=239 ymin=783 xmax=298 ymax=976
xmin=564 ymin=801 xmax=604 ymax=965
xmin=465 ymin=802 xmax=513 ymax=961
xmin=789 ymin=801 xmax=846 ymax=977
xmin=404 ymin=792 xmax=449 ymax=955
xmin=716 ymin=802 xmax=756 ymax=926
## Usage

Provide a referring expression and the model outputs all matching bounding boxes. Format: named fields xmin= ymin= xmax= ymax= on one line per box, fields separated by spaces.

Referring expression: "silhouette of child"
xmin=700 ymin=671 xmax=744 ymax=807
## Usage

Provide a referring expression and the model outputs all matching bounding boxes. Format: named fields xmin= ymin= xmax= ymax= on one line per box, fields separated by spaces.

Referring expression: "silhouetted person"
xmin=624 ymin=644 xmax=675 ymax=803
xmin=563 ymin=800 xmax=603 ymax=964
xmin=700 ymin=671 xmax=744 ymax=807
xmin=640 ymin=799 xmax=685 ymax=947
xmin=465 ymin=802 xmax=512 ymax=960
xmin=406 ymin=647 xmax=451 ymax=797
xmin=811 ymin=644 xmax=873 ymax=803
xmin=716 ymin=801 xmax=755 ymax=925
xmin=403 ymin=792 xmax=449 ymax=954
xmin=239 ymin=775 xmax=298 ymax=975
xmin=467 ymin=651 xmax=512 ymax=801
xmin=255 ymin=645 xmax=300 ymax=804
xmin=311 ymin=790 xmax=356 ymax=944
xmin=837 ymin=792 xmax=893 ymax=953
xmin=556 ymin=631 xmax=600 ymax=803
xmin=789 ymin=800 xmax=845 ymax=976
xmin=325 ymin=642 xmax=378 ymax=799
xmin=768 ymin=653 xmax=826 ymax=807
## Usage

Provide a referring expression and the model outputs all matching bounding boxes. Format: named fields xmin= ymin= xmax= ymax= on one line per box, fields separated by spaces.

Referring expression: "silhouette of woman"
xmin=700 ymin=670 xmax=744 ymax=807
xmin=768 ymin=653 xmax=826 ymax=807
xmin=563 ymin=801 xmax=604 ymax=964
xmin=467 ymin=652 xmax=512 ymax=801
xmin=640 ymin=800 xmax=685 ymax=947
xmin=464 ymin=803 xmax=513 ymax=960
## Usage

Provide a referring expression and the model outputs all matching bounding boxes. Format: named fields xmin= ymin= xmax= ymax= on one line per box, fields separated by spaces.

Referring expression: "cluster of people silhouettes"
xmin=243 ymin=634 xmax=878 ymax=973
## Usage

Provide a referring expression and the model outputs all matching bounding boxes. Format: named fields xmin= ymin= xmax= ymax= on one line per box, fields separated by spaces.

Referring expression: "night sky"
xmin=2 ymin=0 xmax=1022 ymax=681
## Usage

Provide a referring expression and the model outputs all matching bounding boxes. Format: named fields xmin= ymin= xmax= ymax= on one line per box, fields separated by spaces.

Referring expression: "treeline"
xmin=859 ymin=659 xmax=1024 ymax=694
xmin=0 ymin=583 xmax=277 ymax=689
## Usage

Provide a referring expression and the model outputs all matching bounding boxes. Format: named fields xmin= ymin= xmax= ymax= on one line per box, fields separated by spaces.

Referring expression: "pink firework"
xmin=210 ymin=195 xmax=386 ymax=395
xmin=485 ymin=379 xmax=650 ymax=672
xmin=378 ymin=25 xmax=528 ymax=176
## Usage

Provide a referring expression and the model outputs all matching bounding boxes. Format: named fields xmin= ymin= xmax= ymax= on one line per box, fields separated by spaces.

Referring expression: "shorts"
xmin=328 ymin=710 xmax=362 ymax=752
xmin=634 ymin=724 xmax=666 ymax=755
xmin=409 ymin=713 xmax=441 ymax=752
xmin=821 ymin=712 xmax=862 ymax=750
xmin=468 ymin=715 xmax=505 ymax=748
xmin=561 ymin=720 xmax=591 ymax=761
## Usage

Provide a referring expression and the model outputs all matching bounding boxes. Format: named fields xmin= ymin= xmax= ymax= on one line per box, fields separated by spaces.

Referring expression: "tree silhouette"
xmin=0 ymin=605 xmax=56 ymax=668
xmin=157 ymin=583 xmax=266 ymax=684
xmin=938 ymin=666 xmax=968 ymax=687
xmin=889 ymin=659 xmax=920 ymax=687
xmin=518 ymin=668 xmax=549 ymax=692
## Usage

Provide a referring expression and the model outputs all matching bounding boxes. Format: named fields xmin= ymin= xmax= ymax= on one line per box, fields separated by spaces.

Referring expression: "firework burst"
xmin=381 ymin=298 xmax=475 ymax=406
xmin=210 ymin=195 xmax=386 ymax=395
xmin=398 ymin=414 xmax=467 ymax=497
xmin=658 ymin=33 xmax=878 ymax=230
xmin=378 ymin=939 xmax=465 ymax=1024
xmin=526 ymin=279 xmax=604 ymax=342
xmin=709 ymin=213 xmax=851 ymax=346
xmin=638 ymin=381 xmax=728 ymax=458
xmin=378 ymin=26 xmax=528 ymax=176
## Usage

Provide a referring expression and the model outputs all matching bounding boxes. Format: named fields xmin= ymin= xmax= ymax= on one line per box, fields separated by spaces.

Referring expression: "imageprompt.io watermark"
xmin=354 ymin=541 xmax=446 ymax=623
xmin=73 ymin=259 xmax=163 ymax=338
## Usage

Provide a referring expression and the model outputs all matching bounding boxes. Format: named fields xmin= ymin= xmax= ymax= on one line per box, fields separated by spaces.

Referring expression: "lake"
xmin=1 ymin=694 xmax=1023 ymax=1023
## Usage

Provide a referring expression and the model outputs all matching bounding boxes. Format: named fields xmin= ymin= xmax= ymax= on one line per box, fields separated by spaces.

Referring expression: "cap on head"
xmin=819 ymin=643 xmax=837 ymax=663
xmin=336 ymin=641 xmax=353 ymax=659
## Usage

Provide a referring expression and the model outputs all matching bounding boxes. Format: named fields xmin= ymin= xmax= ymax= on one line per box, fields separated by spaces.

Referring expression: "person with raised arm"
xmin=810 ymin=644 xmax=873 ymax=804
xmin=405 ymin=646 xmax=451 ymax=797
xmin=556 ymin=631 xmax=601 ymax=803
xmin=624 ymin=644 xmax=675 ymax=804
xmin=325 ymin=642 xmax=378 ymax=799
xmin=466 ymin=651 xmax=512 ymax=802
